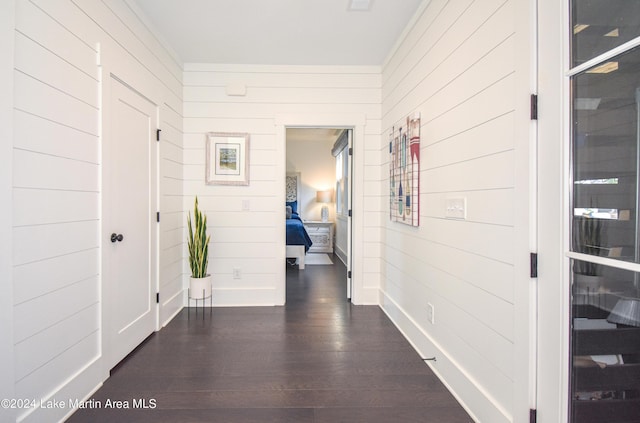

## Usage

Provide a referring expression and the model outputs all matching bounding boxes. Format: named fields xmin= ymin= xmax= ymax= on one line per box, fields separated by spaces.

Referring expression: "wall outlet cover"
xmin=427 ymin=302 xmax=435 ymax=324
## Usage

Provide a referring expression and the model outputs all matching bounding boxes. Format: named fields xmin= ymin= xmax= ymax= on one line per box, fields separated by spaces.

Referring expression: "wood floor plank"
xmin=315 ymin=406 xmax=473 ymax=423
xmin=68 ymin=408 xmax=315 ymax=423
xmin=67 ymin=256 xmax=472 ymax=422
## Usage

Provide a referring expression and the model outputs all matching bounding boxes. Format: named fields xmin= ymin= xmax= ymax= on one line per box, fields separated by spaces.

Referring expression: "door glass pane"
xmin=572 ymin=46 xmax=640 ymax=264
xmin=570 ymin=3 xmax=640 ymax=421
xmin=571 ymin=1 xmax=640 ymax=67
xmin=335 ymin=148 xmax=347 ymax=216
xmin=570 ymin=260 xmax=640 ymax=422
xmin=343 ymin=145 xmax=349 ymax=215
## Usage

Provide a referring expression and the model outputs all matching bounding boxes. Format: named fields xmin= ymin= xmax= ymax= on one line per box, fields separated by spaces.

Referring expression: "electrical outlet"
xmin=233 ymin=268 xmax=242 ymax=279
xmin=427 ymin=303 xmax=435 ymax=324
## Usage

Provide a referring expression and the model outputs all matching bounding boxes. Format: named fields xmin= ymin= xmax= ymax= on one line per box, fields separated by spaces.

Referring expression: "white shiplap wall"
xmin=1 ymin=2 xmax=16 ymax=423
xmin=11 ymin=0 xmax=183 ymax=421
xmin=380 ymin=1 xmax=534 ymax=422
xmin=183 ymin=64 xmax=381 ymax=305
xmin=13 ymin=3 xmax=101 ymax=421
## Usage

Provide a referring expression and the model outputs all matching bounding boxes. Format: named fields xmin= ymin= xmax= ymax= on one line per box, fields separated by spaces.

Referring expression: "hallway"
xmin=68 ymin=257 xmax=472 ymax=422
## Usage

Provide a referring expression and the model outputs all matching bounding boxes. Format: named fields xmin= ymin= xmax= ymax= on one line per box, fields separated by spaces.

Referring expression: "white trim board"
xmin=379 ymin=289 xmax=507 ymax=423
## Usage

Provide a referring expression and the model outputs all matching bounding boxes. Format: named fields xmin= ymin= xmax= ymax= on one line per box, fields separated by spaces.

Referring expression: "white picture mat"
xmin=206 ymin=132 xmax=250 ymax=185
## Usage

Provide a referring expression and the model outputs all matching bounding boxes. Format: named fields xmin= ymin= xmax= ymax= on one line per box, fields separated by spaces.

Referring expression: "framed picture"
xmin=206 ymin=132 xmax=250 ymax=185
xmin=389 ymin=113 xmax=420 ymax=226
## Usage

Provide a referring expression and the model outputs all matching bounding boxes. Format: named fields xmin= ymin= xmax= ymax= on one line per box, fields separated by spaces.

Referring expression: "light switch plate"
xmin=445 ymin=197 xmax=466 ymax=219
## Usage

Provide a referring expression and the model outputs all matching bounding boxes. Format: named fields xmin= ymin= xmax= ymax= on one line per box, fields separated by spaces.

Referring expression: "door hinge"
xmin=530 ymin=94 xmax=538 ymax=120
xmin=157 ymin=211 xmax=160 ymax=222
xmin=348 ymin=209 xmax=352 ymax=217
xmin=530 ymin=408 xmax=537 ymax=423
xmin=156 ymin=292 xmax=160 ymax=304
xmin=347 ymin=271 xmax=352 ymax=279
xmin=156 ymin=128 xmax=161 ymax=141
xmin=530 ymin=253 xmax=538 ymax=278
xmin=348 ymin=147 xmax=353 ymax=156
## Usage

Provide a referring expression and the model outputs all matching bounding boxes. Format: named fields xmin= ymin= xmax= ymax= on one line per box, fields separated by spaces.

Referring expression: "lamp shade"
xmin=316 ymin=190 xmax=332 ymax=204
xmin=607 ymin=297 xmax=640 ymax=327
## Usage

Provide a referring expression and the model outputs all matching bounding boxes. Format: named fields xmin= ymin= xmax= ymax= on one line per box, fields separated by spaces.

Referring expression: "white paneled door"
xmin=104 ymin=76 xmax=158 ymax=370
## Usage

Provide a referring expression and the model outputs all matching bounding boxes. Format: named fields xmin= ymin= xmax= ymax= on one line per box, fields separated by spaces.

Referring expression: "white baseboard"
xmin=19 ymin=357 xmax=103 ymax=423
xmin=379 ymin=289 xmax=511 ymax=423
xmin=184 ymin=287 xmax=280 ymax=307
xmin=355 ymin=286 xmax=379 ymax=305
xmin=335 ymin=245 xmax=347 ymax=265
xmin=160 ymin=288 xmax=184 ymax=327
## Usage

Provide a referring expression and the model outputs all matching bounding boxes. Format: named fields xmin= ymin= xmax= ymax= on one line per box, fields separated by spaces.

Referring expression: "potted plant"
xmin=573 ymin=214 xmax=603 ymax=291
xmin=188 ymin=196 xmax=212 ymax=299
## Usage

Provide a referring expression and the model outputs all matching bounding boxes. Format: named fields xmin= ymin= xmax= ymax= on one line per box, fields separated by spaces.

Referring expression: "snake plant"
xmin=187 ymin=197 xmax=210 ymax=278
xmin=573 ymin=214 xmax=602 ymax=276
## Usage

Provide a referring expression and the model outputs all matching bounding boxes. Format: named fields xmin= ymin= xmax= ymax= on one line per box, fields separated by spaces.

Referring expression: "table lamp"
xmin=316 ymin=190 xmax=332 ymax=222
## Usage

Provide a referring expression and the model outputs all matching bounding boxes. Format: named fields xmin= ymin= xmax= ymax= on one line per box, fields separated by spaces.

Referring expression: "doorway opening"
xmin=285 ymin=127 xmax=353 ymax=301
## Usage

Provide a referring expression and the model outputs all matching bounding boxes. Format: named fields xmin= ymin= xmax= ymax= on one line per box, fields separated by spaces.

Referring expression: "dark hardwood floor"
xmin=68 ymin=256 xmax=472 ymax=422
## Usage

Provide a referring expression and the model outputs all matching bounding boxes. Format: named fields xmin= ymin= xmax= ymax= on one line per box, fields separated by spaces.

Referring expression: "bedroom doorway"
xmin=285 ymin=127 xmax=353 ymax=300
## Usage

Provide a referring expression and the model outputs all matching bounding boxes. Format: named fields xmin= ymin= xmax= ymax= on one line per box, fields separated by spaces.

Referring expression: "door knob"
xmin=111 ymin=233 xmax=124 ymax=243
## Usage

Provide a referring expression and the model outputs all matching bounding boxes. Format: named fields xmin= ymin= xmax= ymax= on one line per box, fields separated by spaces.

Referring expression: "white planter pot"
xmin=189 ymin=275 xmax=212 ymax=300
xmin=573 ymin=273 xmax=603 ymax=293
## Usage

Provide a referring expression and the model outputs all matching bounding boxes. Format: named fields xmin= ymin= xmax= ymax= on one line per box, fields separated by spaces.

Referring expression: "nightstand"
xmin=304 ymin=221 xmax=334 ymax=254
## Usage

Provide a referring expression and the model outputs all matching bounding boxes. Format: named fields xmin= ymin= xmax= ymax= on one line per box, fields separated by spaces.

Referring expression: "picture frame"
xmin=205 ymin=132 xmax=250 ymax=185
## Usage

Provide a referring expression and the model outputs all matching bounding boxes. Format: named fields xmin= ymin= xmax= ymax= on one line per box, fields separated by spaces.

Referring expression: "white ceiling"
xmin=131 ymin=0 xmax=423 ymax=65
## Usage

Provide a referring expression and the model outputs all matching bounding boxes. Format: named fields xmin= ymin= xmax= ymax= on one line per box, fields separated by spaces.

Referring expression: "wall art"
xmin=389 ymin=113 xmax=420 ymax=226
xmin=206 ymin=132 xmax=250 ymax=185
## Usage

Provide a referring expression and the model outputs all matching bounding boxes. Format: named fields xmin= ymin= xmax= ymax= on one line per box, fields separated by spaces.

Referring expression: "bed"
xmin=286 ymin=173 xmax=312 ymax=269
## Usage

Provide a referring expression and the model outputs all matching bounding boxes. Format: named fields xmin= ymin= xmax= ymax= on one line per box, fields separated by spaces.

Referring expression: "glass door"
xmin=568 ymin=2 xmax=640 ymax=422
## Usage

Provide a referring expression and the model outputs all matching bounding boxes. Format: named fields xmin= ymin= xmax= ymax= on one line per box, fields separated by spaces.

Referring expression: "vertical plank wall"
xmin=183 ymin=64 xmax=381 ymax=305
xmin=1 ymin=2 xmax=16 ymax=422
xmin=380 ymin=1 xmax=533 ymax=422
xmin=11 ymin=0 xmax=183 ymax=421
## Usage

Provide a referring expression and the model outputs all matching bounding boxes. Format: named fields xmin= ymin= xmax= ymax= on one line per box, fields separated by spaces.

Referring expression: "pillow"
xmin=286 ymin=205 xmax=292 ymax=219
xmin=286 ymin=201 xmax=297 ymax=214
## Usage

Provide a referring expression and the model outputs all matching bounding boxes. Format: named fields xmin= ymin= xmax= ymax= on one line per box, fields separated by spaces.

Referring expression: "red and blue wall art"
xmin=389 ymin=113 xmax=420 ymax=227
